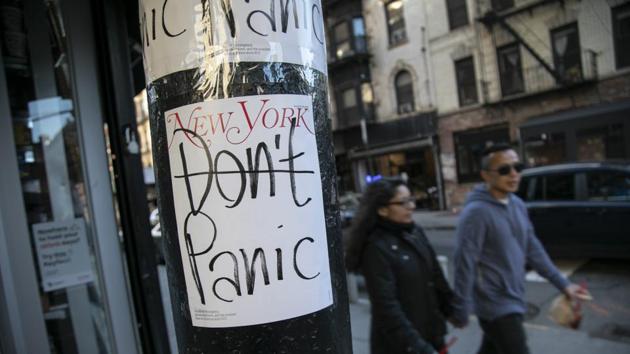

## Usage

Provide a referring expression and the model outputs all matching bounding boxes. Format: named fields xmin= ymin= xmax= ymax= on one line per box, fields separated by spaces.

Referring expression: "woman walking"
xmin=346 ymin=178 xmax=453 ymax=354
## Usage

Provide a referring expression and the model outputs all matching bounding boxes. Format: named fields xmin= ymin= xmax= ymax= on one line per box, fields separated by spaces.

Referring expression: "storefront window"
xmin=369 ymin=148 xmax=438 ymax=209
xmin=577 ymin=124 xmax=626 ymax=161
xmin=524 ymin=132 xmax=567 ymax=166
xmin=454 ymin=126 xmax=510 ymax=183
xmin=2 ymin=1 xmax=113 ymax=352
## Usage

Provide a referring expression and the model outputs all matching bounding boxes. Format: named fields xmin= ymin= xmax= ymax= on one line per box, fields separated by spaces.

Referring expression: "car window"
xmin=532 ymin=177 xmax=544 ymax=201
xmin=544 ymin=173 xmax=575 ymax=201
xmin=516 ymin=177 xmax=529 ymax=200
xmin=517 ymin=176 xmax=542 ymax=201
xmin=586 ymin=171 xmax=630 ymax=201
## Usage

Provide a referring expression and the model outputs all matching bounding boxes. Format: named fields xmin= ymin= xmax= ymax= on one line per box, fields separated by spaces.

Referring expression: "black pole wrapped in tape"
xmin=140 ymin=1 xmax=351 ymax=352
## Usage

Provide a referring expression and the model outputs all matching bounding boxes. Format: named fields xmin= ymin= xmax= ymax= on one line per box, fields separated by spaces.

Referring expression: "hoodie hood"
xmin=465 ymin=184 xmax=513 ymax=207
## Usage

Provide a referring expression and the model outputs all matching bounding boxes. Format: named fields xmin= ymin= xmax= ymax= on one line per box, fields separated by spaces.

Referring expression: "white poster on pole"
xmin=139 ymin=0 xmax=327 ymax=83
xmin=32 ymin=219 xmax=95 ymax=292
xmin=164 ymin=94 xmax=332 ymax=328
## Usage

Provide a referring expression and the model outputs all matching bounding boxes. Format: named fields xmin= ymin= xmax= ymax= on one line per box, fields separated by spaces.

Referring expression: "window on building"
xmin=523 ymin=132 xmax=567 ymax=167
xmin=395 ymin=70 xmax=415 ymax=114
xmin=360 ymin=82 xmax=374 ymax=119
xmin=613 ymin=3 xmax=630 ymax=69
xmin=551 ymin=23 xmax=582 ymax=82
xmin=497 ymin=43 xmax=524 ymax=96
xmin=336 ymin=87 xmax=360 ymax=128
xmin=332 ymin=22 xmax=352 ymax=59
xmin=342 ymin=87 xmax=358 ymax=109
xmin=576 ymin=124 xmax=626 ymax=161
xmin=352 ymin=17 xmax=367 ymax=54
xmin=491 ymin=0 xmax=514 ymax=12
xmin=385 ymin=1 xmax=407 ymax=46
xmin=454 ymin=126 xmax=510 ymax=183
xmin=331 ymin=17 xmax=367 ymax=60
xmin=455 ymin=56 xmax=478 ymax=106
xmin=446 ymin=0 xmax=469 ymax=30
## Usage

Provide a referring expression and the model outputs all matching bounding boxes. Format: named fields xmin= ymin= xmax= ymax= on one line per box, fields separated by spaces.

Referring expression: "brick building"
xmin=322 ymin=0 xmax=630 ymax=209
xmin=427 ymin=0 xmax=630 ymax=208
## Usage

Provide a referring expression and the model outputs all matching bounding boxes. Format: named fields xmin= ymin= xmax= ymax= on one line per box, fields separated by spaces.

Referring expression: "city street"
xmin=348 ymin=211 xmax=630 ymax=354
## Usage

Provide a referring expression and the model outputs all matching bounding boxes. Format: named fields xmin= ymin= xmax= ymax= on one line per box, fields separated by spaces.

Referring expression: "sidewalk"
xmin=412 ymin=210 xmax=458 ymax=231
xmin=350 ymin=300 xmax=630 ymax=354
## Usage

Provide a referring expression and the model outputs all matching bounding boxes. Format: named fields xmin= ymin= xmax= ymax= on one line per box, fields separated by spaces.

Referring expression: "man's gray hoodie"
xmin=452 ymin=184 xmax=570 ymax=323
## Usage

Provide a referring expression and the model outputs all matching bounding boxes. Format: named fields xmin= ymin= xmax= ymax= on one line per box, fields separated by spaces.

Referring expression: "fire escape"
xmin=476 ymin=0 xmax=597 ymax=97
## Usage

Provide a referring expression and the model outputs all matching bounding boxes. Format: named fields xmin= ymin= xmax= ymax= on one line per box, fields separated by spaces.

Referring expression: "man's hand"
xmin=564 ymin=283 xmax=593 ymax=301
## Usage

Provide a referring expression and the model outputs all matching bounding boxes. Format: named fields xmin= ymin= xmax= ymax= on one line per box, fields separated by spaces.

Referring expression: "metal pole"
xmin=139 ymin=1 xmax=352 ymax=352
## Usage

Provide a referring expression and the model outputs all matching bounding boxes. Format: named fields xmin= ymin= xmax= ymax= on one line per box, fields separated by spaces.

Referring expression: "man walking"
xmin=451 ymin=144 xmax=587 ymax=354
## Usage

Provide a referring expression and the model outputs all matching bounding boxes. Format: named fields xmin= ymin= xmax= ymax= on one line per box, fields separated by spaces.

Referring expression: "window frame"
xmin=454 ymin=56 xmax=479 ymax=107
xmin=330 ymin=16 xmax=368 ymax=61
xmin=331 ymin=21 xmax=352 ymax=60
xmin=612 ymin=2 xmax=630 ymax=69
xmin=550 ymin=22 xmax=582 ymax=82
xmin=385 ymin=0 xmax=408 ymax=47
xmin=351 ymin=17 xmax=367 ymax=54
xmin=340 ymin=87 xmax=358 ymax=109
xmin=336 ymin=86 xmax=361 ymax=129
xmin=497 ymin=43 xmax=525 ymax=97
xmin=394 ymin=70 xmax=415 ymax=114
xmin=446 ymin=0 xmax=469 ymax=30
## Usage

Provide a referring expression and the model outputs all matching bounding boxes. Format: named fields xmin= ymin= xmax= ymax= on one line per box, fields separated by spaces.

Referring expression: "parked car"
xmin=516 ymin=161 xmax=630 ymax=259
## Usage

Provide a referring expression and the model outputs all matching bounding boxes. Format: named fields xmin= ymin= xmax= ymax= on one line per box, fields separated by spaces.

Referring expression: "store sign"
xmin=139 ymin=0 xmax=327 ymax=82
xmin=165 ymin=94 xmax=332 ymax=327
xmin=32 ymin=219 xmax=95 ymax=292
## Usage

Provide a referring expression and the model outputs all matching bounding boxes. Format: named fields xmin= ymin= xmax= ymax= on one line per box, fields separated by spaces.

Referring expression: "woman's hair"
xmin=345 ymin=177 xmax=406 ymax=272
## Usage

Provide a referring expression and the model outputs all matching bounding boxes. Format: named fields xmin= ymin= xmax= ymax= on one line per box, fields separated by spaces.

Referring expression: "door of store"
xmin=0 ymin=0 xmax=138 ymax=353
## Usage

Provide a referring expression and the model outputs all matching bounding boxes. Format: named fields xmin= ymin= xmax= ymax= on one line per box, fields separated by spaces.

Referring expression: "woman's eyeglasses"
xmin=387 ymin=197 xmax=416 ymax=206
xmin=486 ymin=162 xmax=525 ymax=176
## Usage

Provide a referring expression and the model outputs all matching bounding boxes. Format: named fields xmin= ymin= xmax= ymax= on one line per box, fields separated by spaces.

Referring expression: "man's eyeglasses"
xmin=486 ymin=162 xmax=525 ymax=176
xmin=387 ymin=197 xmax=416 ymax=206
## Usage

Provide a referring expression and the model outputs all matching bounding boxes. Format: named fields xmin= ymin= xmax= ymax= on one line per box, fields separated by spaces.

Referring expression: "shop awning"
xmin=520 ymin=99 xmax=630 ymax=130
xmin=347 ymin=136 xmax=433 ymax=159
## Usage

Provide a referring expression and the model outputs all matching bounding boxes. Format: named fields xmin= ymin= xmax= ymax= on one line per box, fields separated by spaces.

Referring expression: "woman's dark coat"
xmin=360 ymin=221 xmax=453 ymax=354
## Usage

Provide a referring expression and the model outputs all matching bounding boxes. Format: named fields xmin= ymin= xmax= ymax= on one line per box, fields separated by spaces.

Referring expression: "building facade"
xmin=325 ymin=0 xmax=444 ymax=210
xmin=427 ymin=0 xmax=630 ymax=207
xmin=326 ymin=0 xmax=630 ymax=209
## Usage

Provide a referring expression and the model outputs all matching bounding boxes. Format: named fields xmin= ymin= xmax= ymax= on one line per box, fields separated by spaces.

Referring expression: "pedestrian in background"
xmin=346 ymin=178 xmax=453 ymax=354
xmin=451 ymin=143 xmax=590 ymax=354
